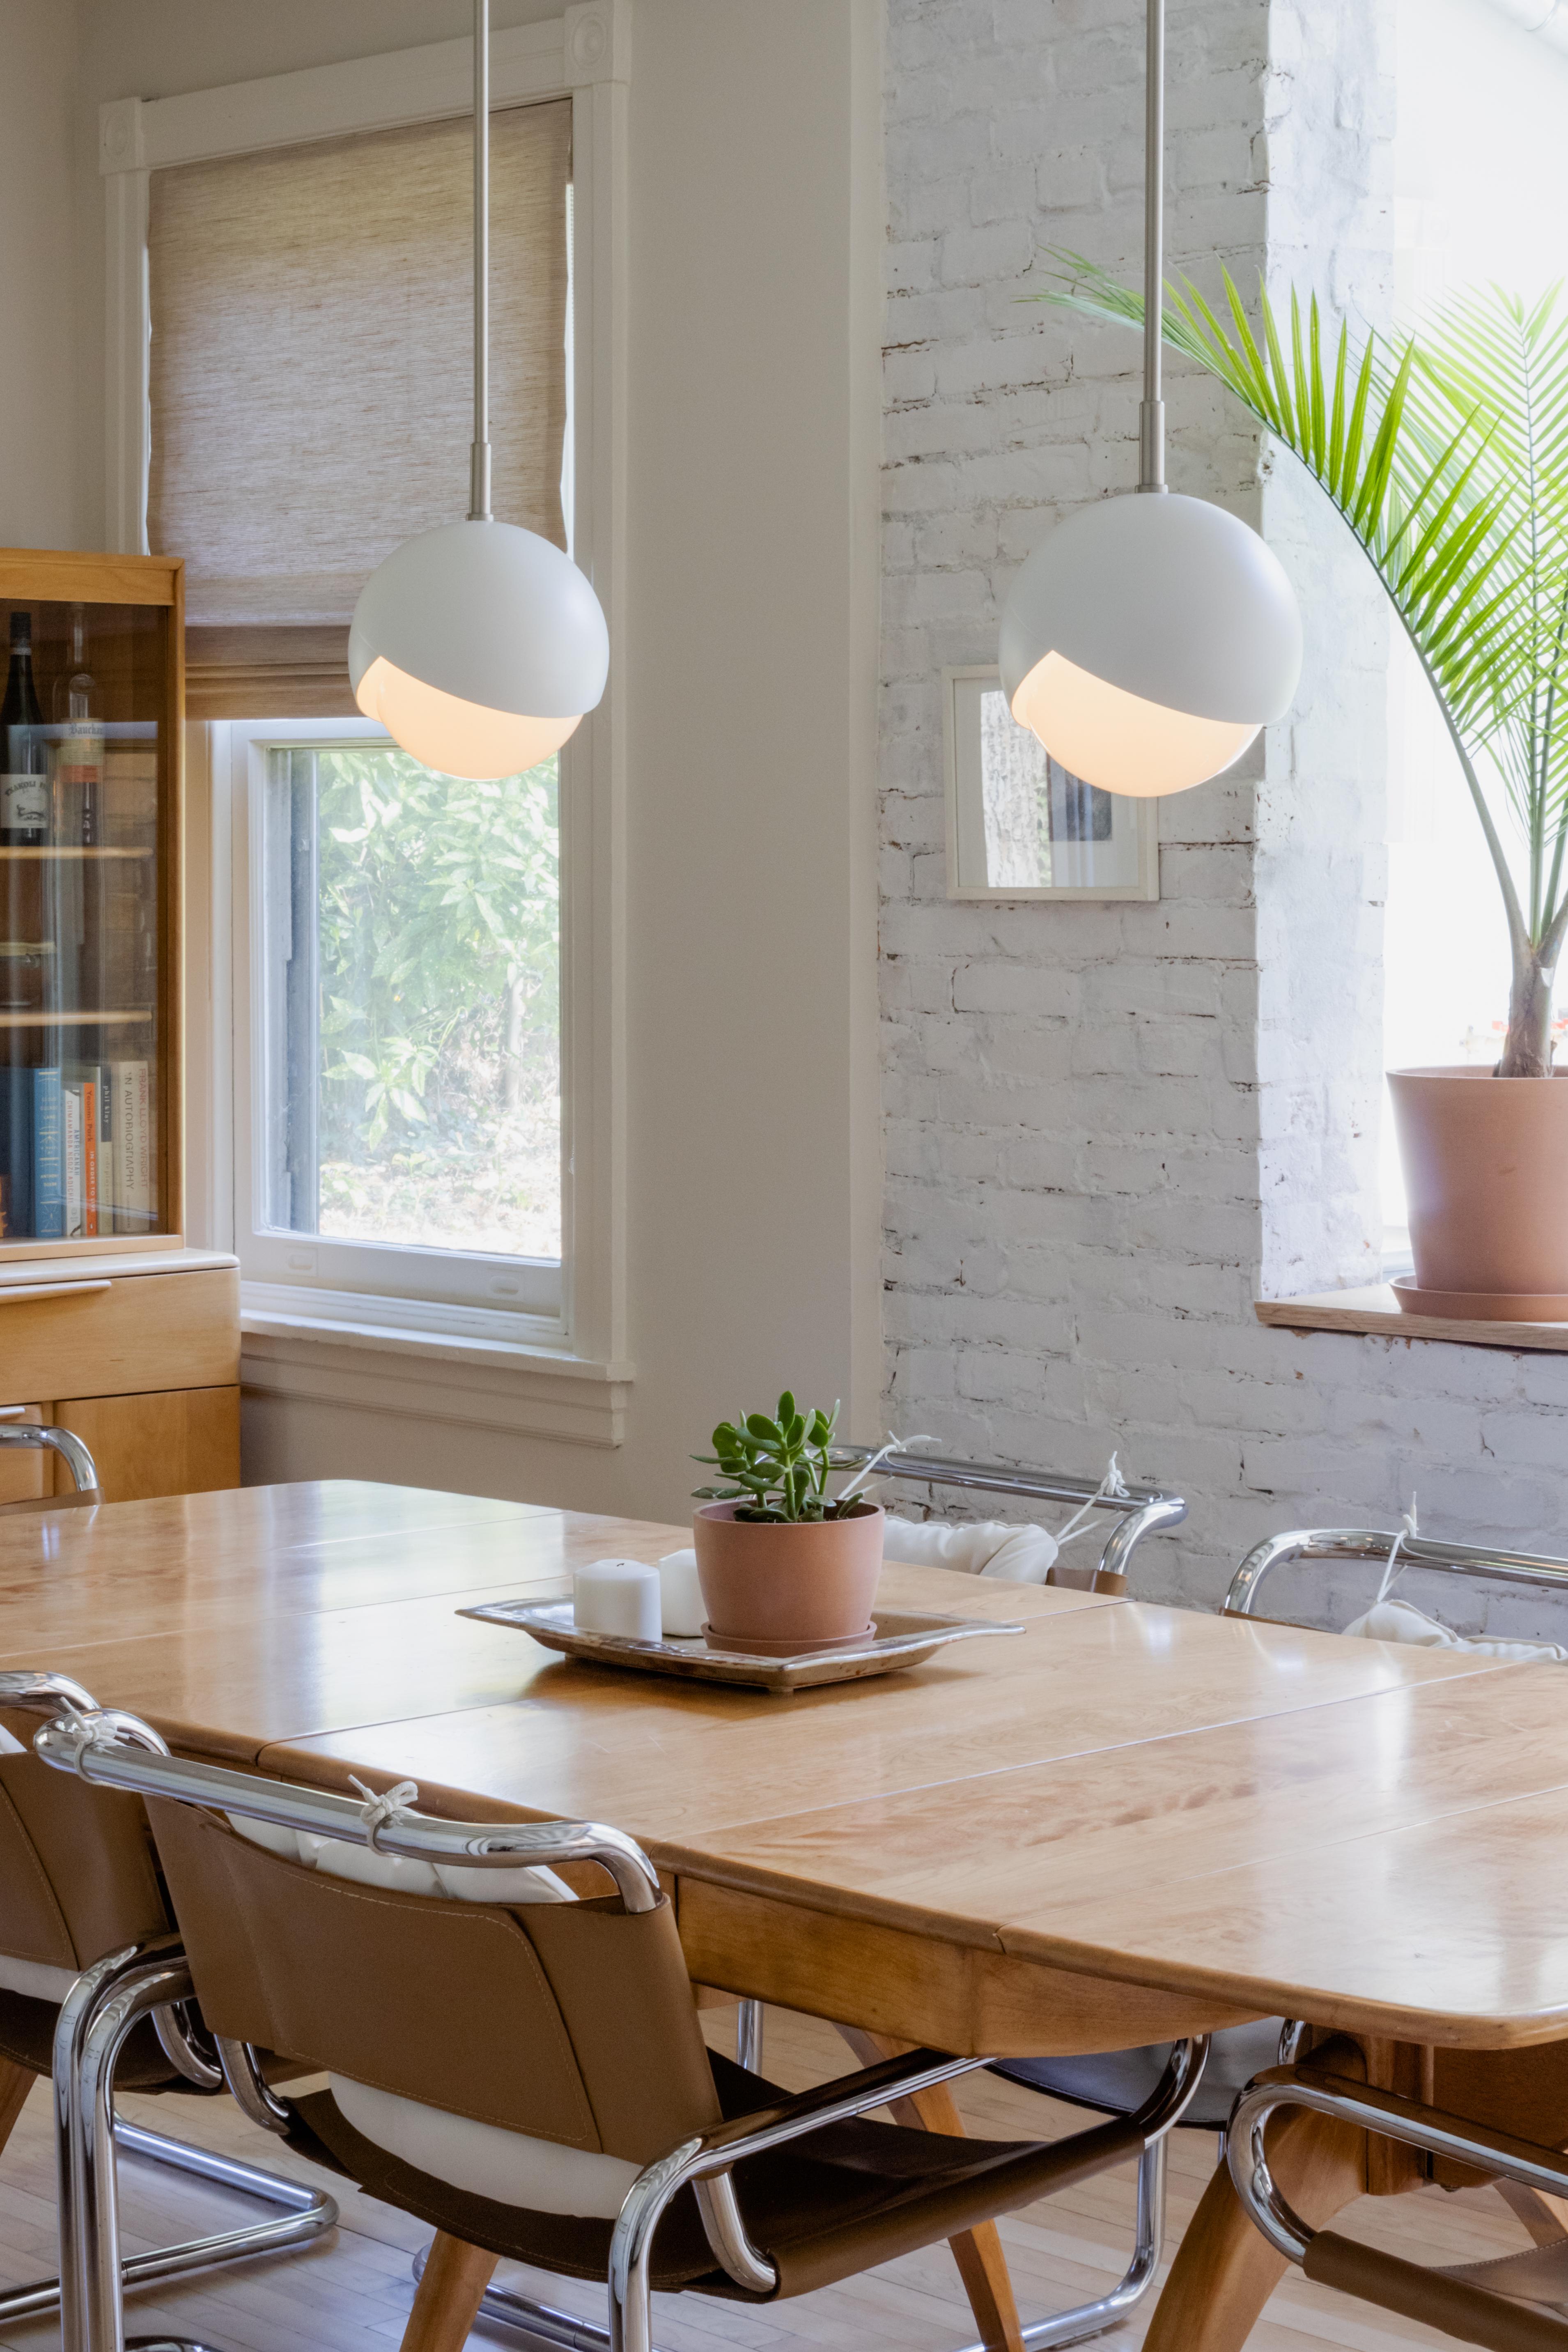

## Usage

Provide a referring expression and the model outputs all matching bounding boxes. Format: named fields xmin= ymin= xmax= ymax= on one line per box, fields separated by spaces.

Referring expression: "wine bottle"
xmin=0 ymin=612 xmax=48 ymax=846
xmin=52 ymin=605 xmax=102 ymax=848
xmin=51 ymin=604 xmax=100 ymax=1024
xmin=0 ymin=612 xmax=49 ymax=1026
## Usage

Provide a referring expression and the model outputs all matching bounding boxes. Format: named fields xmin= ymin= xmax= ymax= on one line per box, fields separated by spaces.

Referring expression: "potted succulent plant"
xmin=1043 ymin=260 xmax=1568 ymax=1314
xmin=691 ymin=1393 xmax=884 ymax=1652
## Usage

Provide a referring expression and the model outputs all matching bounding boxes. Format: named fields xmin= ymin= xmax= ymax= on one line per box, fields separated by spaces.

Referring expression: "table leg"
xmin=400 ymin=2231 xmax=498 ymax=2352
xmin=0 ymin=2058 xmax=32 ymax=2162
xmin=835 ymin=2024 xmax=1024 ymax=2352
xmin=1142 ymin=2037 xmax=1368 ymax=2352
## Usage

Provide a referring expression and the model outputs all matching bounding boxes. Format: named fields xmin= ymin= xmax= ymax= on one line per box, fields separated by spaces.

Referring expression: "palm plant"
xmin=1036 ymin=259 xmax=1568 ymax=1076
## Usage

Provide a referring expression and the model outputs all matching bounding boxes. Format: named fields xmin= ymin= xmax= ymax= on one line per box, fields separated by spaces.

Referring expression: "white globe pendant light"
xmin=1000 ymin=0 xmax=1301 ymax=797
xmin=350 ymin=0 xmax=608 ymax=782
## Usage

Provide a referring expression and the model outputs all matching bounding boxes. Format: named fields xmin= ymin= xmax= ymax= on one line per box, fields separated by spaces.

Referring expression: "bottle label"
xmin=57 ymin=722 xmax=103 ymax=791
xmin=0 ymin=774 xmax=47 ymax=829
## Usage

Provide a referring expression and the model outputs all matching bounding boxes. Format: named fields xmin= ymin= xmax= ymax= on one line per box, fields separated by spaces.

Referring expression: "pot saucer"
xmin=702 ymin=1622 xmax=877 ymax=1658
xmin=1392 ymin=1275 xmax=1568 ymax=1322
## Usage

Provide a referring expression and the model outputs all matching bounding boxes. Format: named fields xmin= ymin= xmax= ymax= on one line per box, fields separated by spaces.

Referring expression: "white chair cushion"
xmin=1341 ymin=1597 xmax=1568 ymax=1663
xmin=0 ymin=1951 xmax=78 ymax=2003
xmin=882 ymin=1515 xmax=1060 ymax=1584
xmin=327 ymin=2073 xmax=641 ymax=2218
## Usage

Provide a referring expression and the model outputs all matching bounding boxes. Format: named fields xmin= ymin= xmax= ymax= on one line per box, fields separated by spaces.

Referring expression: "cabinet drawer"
xmin=0 ymin=1268 xmax=239 ymax=1403
xmin=53 ymin=1389 xmax=239 ymax=1501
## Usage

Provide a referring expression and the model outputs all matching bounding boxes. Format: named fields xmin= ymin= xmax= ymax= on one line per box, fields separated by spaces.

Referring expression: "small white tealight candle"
xmin=573 ymin=1557 xmax=662 ymax=1640
xmin=657 ymin=1548 xmax=707 ymax=1638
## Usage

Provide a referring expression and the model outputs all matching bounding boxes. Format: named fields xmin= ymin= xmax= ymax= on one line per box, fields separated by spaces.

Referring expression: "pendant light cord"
xmin=1138 ymin=0 xmax=1167 ymax=493
xmin=469 ymin=0 xmax=493 ymax=522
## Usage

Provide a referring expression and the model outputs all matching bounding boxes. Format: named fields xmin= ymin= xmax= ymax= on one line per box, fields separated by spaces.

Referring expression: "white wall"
xmin=71 ymin=1 xmax=888 ymax=1525
xmin=878 ymin=0 xmax=1568 ymax=1615
xmin=0 ymin=0 xmax=80 ymax=548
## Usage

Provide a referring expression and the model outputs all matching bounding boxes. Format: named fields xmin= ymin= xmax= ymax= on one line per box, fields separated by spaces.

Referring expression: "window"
xmin=111 ymin=18 xmax=629 ymax=1385
xmin=232 ymin=719 xmax=562 ymax=1320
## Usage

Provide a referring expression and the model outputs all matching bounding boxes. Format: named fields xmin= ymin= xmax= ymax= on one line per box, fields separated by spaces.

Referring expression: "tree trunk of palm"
xmin=1500 ymin=944 xmax=1557 ymax=1076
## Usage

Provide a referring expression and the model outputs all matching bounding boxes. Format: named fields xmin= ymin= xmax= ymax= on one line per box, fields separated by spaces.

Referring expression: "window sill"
xmin=239 ymin=1283 xmax=633 ymax=1447
xmin=1256 ymin=1286 xmax=1568 ymax=1354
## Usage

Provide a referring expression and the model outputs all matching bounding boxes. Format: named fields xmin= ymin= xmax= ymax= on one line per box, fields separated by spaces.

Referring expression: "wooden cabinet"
xmin=0 ymin=1252 xmax=241 ymax=1502
xmin=0 ymin=549 xmax=240 ymax=1503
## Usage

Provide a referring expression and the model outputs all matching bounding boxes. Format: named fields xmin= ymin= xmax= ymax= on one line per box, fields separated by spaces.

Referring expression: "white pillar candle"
xmin=573 ymin=1558 xmax=662 ymax=1640
xmin=657 ymin=1548 xmax=707 ymax=1638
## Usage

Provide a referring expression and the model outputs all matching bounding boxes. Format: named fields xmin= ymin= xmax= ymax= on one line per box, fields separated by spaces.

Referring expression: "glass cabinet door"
xmin=0 ymin=590 xmax=171 ymax=1245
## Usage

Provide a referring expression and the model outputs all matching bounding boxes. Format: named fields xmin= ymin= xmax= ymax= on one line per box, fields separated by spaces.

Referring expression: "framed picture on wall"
xmin=942 ymin=665 xmax=1159 ymax=901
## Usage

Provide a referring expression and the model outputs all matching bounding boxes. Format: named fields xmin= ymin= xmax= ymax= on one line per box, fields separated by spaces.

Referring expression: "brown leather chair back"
xmin=0 ymin=1709 xmax=171 ymax=1972
xmin=1046 ymin=1562 xmax=1128 ymax=1596
xmin=147 ymin=1799 xmax=721 ymax=2165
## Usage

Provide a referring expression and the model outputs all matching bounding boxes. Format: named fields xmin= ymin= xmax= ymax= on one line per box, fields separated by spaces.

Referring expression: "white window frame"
xmin=102 ymin=6 xmax=632 ymax=1432
xmin=231 ymin=716 xmax=564 ymax=1320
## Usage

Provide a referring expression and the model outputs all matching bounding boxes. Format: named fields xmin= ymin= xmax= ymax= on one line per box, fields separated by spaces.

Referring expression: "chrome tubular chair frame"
xmin=831 ymin=1445 xmax=1188 ymax=1585
xmin=0 ymin=1421 xmax=101 ymax=1502
xmin=34 ymin=1699 xmax=1212 ymax=2352
xmin=1225 ymin=1526 xmax=1568 ymax=1623
xmin=0 ymin=1676 xmax=337 ymax=2352
xmin=1228 ymin=2063 xmax=1568 ymax=2347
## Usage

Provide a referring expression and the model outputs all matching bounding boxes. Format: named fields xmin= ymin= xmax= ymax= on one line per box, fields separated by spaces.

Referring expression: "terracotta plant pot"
xmin=1387 ymin=1066 xmax=1568 ymax=1318
xmin=692 ymin=1501 xmax=884 ymax=1654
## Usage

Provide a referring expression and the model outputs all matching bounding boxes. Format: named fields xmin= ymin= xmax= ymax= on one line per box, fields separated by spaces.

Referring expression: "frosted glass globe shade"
xmin=350 ymin=519 xmax=609 ymax=782
xmin=999 ymin=493 xmax=1303 ymax=797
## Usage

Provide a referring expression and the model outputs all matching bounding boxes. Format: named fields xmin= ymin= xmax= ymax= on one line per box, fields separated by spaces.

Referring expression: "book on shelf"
xmin=63 ymin=1082 xmax=82 ymax=1240
xmin=31 ymin=1066 xmax=63 ymax=1240
xmin=98 ymin=1064 xmax=114 ymax=1236
xmin=112 ymin=1058 xmax=150 ymax=1233
xmin=0 ymin=1069 xmax=30 ymax=1237
xmin=62 ymin=1071 xmax=99 ymax=1239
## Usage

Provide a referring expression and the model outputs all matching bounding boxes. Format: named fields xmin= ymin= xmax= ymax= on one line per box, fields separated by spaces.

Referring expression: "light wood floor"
xmin=0 ymin=2006 xmax=1545 ymax=2352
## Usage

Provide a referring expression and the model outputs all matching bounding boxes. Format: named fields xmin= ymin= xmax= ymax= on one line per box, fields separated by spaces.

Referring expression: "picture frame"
xmin=941 ymin=664 xmax=1160 ymax=902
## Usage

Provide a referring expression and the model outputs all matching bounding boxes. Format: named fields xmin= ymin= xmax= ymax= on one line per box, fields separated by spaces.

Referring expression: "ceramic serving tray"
xmin=457 ymin=1599 xmax=1024 ymax=1693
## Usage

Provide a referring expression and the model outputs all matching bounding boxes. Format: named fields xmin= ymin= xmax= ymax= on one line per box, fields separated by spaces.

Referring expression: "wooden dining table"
xmin=6 ymin=1477 xmax=1568 ymax=2352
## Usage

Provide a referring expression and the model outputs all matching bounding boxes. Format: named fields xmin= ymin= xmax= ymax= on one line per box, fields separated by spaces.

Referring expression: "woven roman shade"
xmin=148 ymin=101 xmax=571 ymax=719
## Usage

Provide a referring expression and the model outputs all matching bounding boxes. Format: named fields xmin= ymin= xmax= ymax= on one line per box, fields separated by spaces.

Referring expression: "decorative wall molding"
xmin=564 ymin=0 xmax=632 ymax=86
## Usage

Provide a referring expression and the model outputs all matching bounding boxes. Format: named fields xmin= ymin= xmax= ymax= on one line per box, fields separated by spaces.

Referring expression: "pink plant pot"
xmin=692 ymin=1502 xmax=884 ymax=1651
xmin=1388 ymin=1066 xmax=1568 ymax=1316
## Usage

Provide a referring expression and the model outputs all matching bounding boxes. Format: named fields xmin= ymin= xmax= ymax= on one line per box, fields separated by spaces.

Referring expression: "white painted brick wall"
xmin=880 ymin=0 xmax=1568 ymax=1628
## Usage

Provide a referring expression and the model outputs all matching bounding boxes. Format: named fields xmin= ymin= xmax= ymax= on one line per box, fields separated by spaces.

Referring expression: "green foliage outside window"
xmin=313 ymin=745 xmax=560 ymax=1259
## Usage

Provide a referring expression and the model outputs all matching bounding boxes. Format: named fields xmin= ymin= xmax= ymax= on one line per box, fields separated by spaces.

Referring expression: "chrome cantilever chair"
xmin=30 ymin=1697 xmax=1212 ymax=2352
xmin=1226 ymin=1521 xmax=1568 ymax=1642
xmin=825 ymin=1444 xmax=1292 ymax=2347
xmin=1223 ymin=1523 xmax=1568 ymax=2347
xmin=0 ymin=1418 xmax=102 ymax=1512
xmin=831 ymin=1442 xmax=1189 ymax=1593
xmin=0 ymin=1671 xmax=335 ymax=2350
xmin=1231 ymin=2060 xmax=1568 ymax=2348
